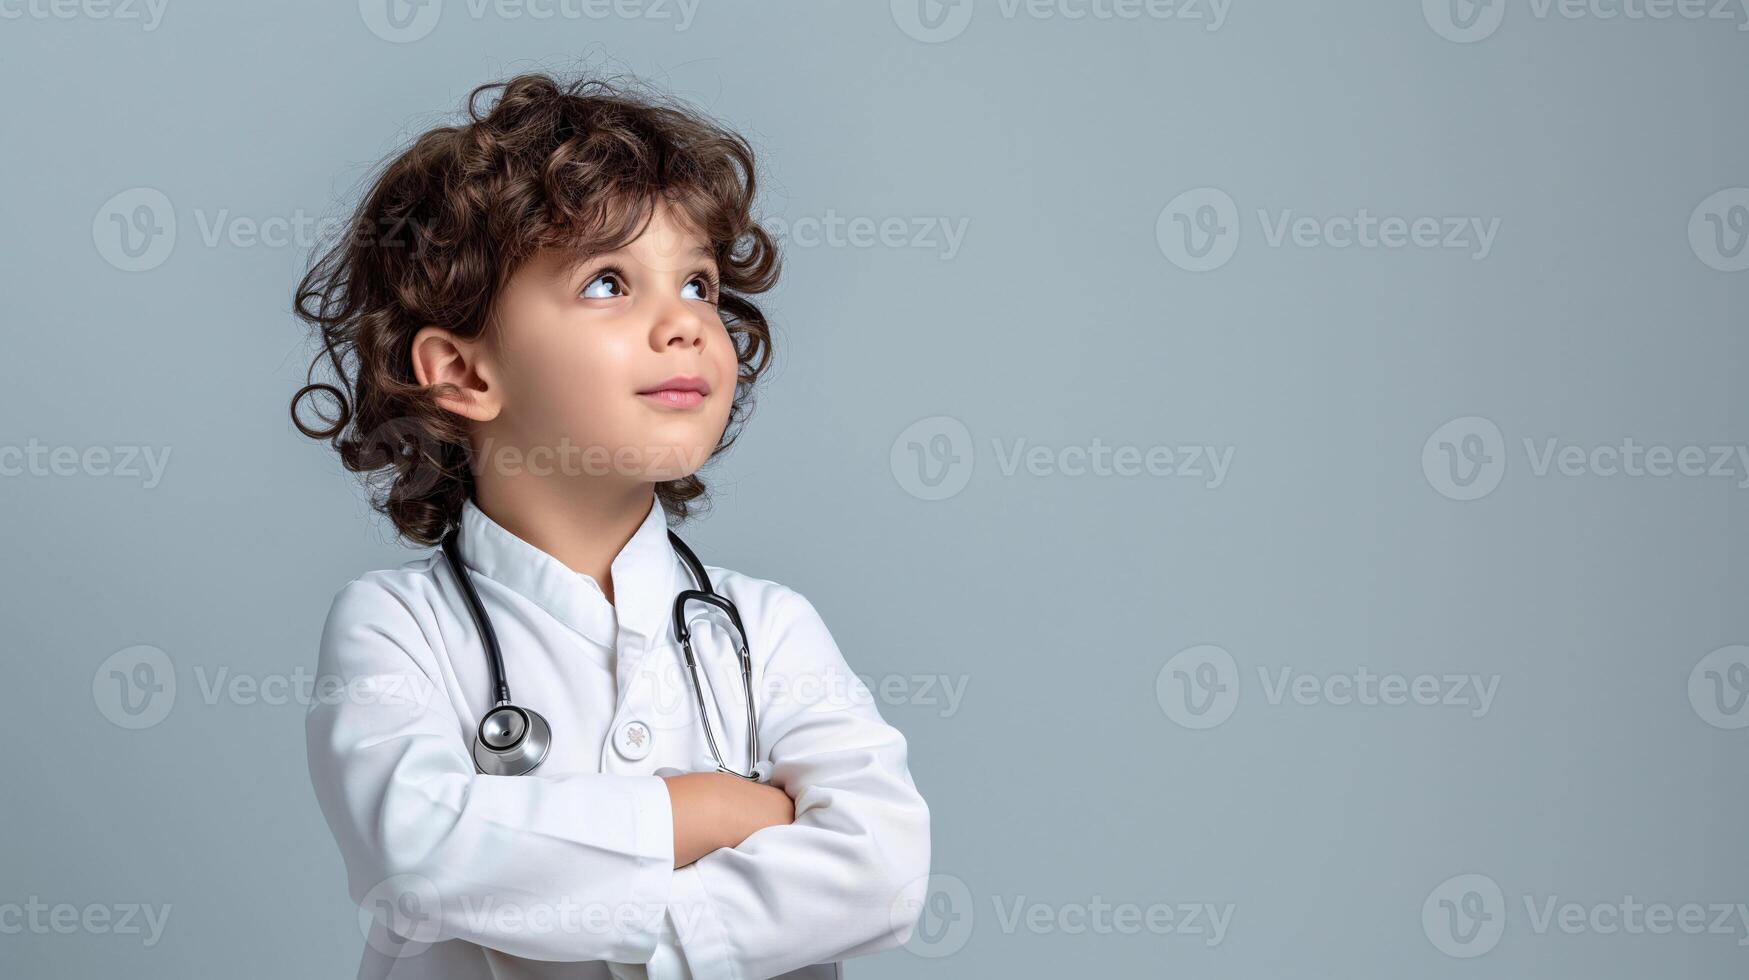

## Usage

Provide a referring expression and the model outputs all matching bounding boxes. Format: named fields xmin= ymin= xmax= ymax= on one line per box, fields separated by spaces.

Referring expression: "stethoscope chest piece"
xmin=473 ymin=703 xmax=551 ymax=776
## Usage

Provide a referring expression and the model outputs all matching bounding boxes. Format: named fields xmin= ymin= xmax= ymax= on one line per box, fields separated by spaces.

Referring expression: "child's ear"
xmin=411 ymin=326 xmax=501 ymax=422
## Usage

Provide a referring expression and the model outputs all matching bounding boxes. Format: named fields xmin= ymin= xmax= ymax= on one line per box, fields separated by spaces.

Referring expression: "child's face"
xmin=478 ymin=202 xmax=738 ymax=484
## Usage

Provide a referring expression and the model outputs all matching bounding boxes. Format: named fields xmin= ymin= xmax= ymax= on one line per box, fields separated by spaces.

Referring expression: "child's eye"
xmin=580 ymin=269 xmax=716 ymax=303
xmin=580 ymin=272 xmax=625 ymax=299
xmin=682 ymin=273 xmax=719 ymax=304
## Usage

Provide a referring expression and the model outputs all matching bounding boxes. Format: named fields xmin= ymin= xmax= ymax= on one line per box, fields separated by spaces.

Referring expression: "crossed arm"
xmin=663 ymin=771 xmax=794 ymax=868
xmin=306 ymin=578 xmax=930 ymax=979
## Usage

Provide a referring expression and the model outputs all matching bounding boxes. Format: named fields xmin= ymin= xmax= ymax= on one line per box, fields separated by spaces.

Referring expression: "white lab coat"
xmin=304 ymin=494 xmax=931 ymax=979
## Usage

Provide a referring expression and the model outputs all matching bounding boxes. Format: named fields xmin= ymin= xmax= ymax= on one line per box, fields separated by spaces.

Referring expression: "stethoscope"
xmin=439 ymin=525 xmax=763 ymax=781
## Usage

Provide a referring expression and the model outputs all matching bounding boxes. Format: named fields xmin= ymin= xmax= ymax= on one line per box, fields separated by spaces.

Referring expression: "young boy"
xmin=294 ymin=72 xmax=930 ymax=980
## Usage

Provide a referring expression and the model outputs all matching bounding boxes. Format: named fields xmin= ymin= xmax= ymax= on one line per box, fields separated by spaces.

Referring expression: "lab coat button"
xmin=614 ymin=720 xmax=653 ymax=760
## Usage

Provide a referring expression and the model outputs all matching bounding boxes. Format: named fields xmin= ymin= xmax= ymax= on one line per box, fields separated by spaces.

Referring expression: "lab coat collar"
xmin=455 ymin=492 xmax=679 ymax=651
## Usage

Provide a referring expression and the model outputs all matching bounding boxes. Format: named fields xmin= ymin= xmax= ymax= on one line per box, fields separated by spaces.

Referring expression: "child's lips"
xmin=636 ymin=373 xmax=710 ymax=408
xmin=638 ymin=389 xmax=706 ymax=409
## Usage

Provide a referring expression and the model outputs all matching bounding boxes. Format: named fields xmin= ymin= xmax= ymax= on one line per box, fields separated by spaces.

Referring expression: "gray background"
xmin=3 ymin=0 xmax=1747 ymax=977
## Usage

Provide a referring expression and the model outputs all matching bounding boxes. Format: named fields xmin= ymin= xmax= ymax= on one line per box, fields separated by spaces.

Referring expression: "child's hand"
xmin=661 ymin=771 xmax=795 ymax=868
xmin=731 ymin=778 xmax=795 ymax=843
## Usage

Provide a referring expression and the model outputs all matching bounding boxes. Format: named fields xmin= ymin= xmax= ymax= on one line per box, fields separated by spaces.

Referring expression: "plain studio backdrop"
xmin=2 ymin=2 xmax=1747 ymax=977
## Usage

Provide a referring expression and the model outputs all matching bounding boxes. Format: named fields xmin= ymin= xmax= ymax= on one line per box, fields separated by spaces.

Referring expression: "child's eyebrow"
xmin=560 ymin=243 xmax=717 ymax=280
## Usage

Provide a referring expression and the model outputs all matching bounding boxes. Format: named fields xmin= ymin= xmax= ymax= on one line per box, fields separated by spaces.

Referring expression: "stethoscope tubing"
xmin=441 ymin=521 xmax=761 ymax=780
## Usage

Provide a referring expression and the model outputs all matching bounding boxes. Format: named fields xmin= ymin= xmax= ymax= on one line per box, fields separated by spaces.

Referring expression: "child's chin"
xmin=629 ymin=435 xmax=719 ymax=475
xmin=625 ymin=454 xmax=707 ymax=483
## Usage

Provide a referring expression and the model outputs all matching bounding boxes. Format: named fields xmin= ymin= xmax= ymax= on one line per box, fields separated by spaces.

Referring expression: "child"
xmin=293 ymin=72 xmax=930 ymax=980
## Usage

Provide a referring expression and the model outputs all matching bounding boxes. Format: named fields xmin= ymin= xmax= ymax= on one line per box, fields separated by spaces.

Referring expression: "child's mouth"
xmin=638 ymin=389 xmax=706 ymax=409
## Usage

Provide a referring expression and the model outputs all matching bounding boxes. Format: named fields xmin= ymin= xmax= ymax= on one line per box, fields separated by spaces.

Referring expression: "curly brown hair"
xmin=290 ymin=71 xmax=780 ymax=546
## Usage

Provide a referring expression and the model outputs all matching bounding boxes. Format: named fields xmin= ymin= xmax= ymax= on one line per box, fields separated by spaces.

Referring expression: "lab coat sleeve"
xmin=304 ymin=577 xmax=677 ymax=965
xmin=650 ymin=587 xmax=933 ymax=980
